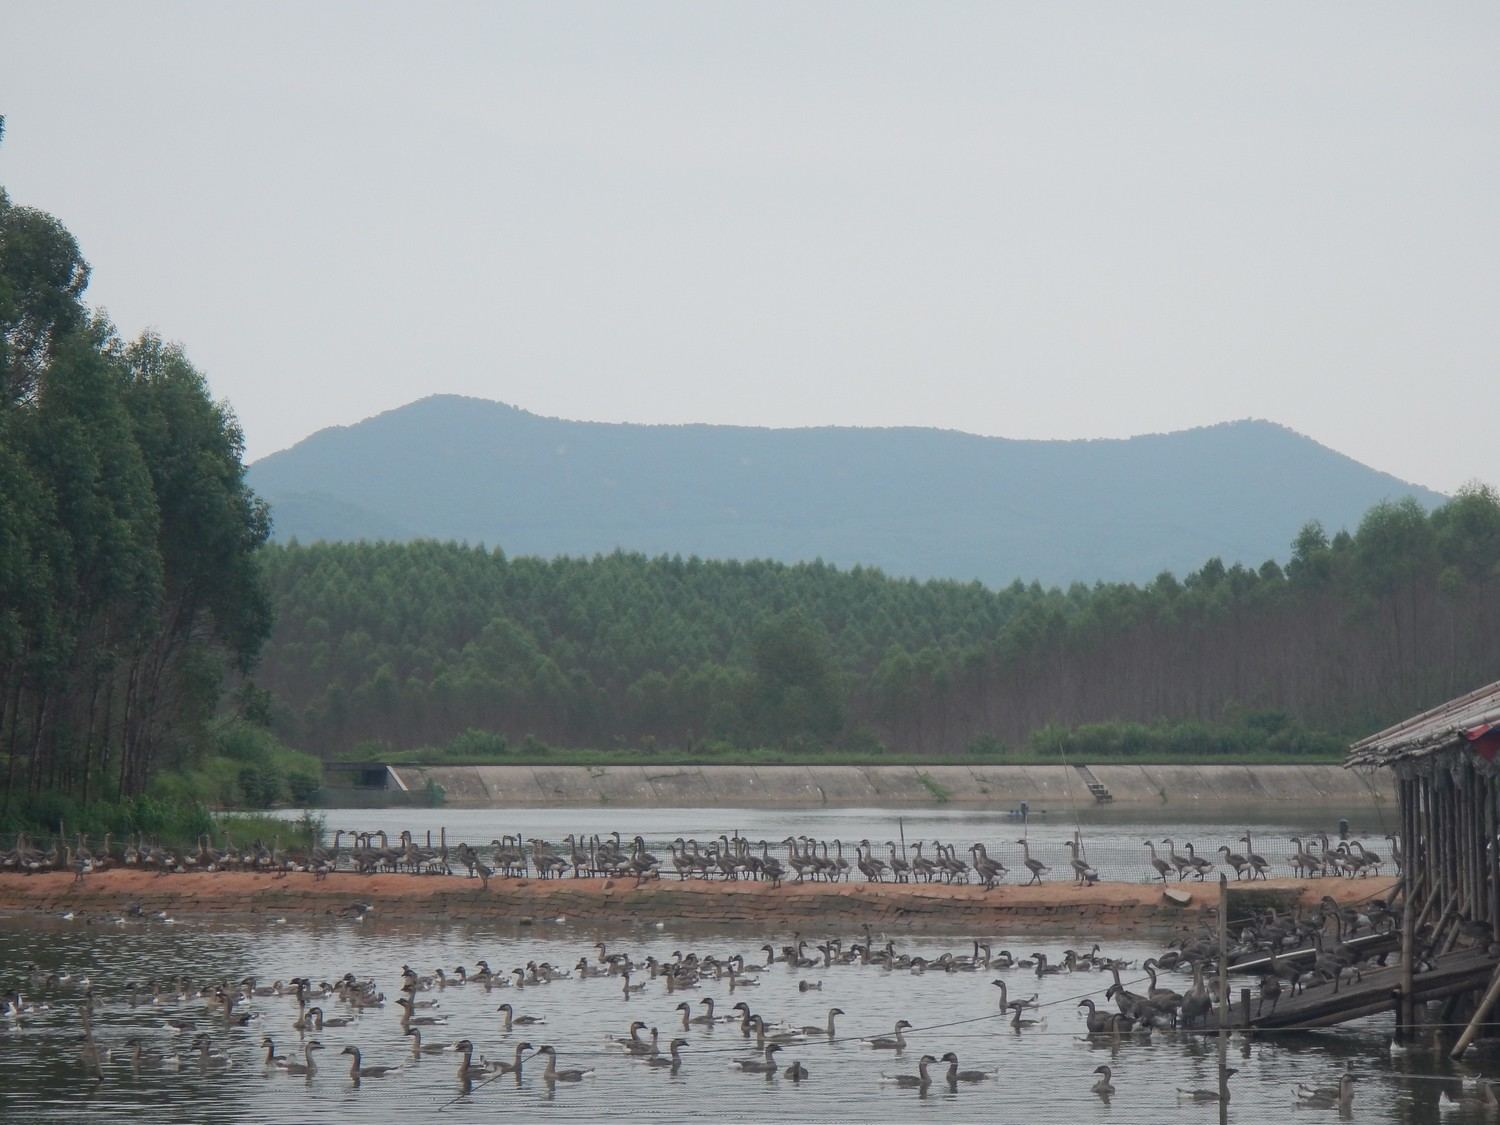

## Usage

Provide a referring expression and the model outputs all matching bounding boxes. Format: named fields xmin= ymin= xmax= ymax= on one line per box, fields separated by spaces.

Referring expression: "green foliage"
xmin=1026 ymin=716 xmax=1346 ymax=761
xmin=254 ymin=479 xmax=1500 ymax=762
xmin=916 ymin=771 xmax=951 ymax=803
xmin=967 ymin=734 xmax=1008 ymax=757
xmin=0 ymin=168 xmax=271 ymax=808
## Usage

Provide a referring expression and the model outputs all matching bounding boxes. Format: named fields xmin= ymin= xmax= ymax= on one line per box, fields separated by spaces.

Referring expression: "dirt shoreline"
xmin=0 ymin=870 xmax=1395 ymax=935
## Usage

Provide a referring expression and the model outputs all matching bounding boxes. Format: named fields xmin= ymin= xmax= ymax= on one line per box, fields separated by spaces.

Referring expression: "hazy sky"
xmin=4 ymin=2 xmax=1497 ymax=492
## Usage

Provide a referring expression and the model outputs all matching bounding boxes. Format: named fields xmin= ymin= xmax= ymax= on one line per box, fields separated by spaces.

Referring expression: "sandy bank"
xmin=0 ymin=870 xmax=1395 ymax=935
xmin=380 ymin=763 xmax=1391 ymax=809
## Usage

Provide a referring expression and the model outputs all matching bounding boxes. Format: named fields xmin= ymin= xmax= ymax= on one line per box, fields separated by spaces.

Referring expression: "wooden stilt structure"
xmin=1345 ymin=680 xmax=1500 ymax=1052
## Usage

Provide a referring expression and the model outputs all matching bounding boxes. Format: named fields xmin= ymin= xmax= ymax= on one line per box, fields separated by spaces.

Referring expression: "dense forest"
xmin=257 ymin=485 xmax=1500 ymax=760
xmin=0 ymin=146 xmax=276 ymax=822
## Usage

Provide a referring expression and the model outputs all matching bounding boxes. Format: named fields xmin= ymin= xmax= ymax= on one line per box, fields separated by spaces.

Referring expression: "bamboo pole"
xmin=1489 ymin=783 xmax=1499 ymax=942
xmin=1400 ymin=861 xmax=1417 ymax=1040
xmin=1217 ymin=873 xmax=1229 ymax=1122
xmin=1451 ymin=962 xmax=1500 ymax=1059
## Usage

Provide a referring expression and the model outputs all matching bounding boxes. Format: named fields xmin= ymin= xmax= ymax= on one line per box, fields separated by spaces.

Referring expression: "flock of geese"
xmin=2 ymin=827 xmax=1400 ymax=887
xmin=9 ymin=885 xmax=1486 ymax=1117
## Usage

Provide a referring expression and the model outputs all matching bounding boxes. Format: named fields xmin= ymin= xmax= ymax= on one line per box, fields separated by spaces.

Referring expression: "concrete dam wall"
xmin=385 ymin=763 xmax=1390 ymax=809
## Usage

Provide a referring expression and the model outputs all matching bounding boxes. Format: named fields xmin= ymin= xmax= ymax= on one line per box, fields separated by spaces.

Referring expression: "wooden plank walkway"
xmin=1216 ymin=946 xmax=1499 ymax=1030
xmin=1225 ymin=929 xmax=1399 ymax=975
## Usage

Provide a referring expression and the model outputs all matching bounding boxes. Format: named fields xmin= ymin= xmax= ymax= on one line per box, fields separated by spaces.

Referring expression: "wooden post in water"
xmin=1451 ymin=963 xmax=1500 ymax=1059
xmin=1217 ymin=873 xmax=1229 ymax=1123
xmin=1400 ymin=869 xmax=1416 ymax=1040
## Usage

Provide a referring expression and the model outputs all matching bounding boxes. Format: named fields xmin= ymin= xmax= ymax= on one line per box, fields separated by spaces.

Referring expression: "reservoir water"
xmin=3 ymin=808 xmax=1480 ymax=1123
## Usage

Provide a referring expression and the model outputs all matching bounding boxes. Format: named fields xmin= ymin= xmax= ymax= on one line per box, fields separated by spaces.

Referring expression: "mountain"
xmin=247 ymin=396 xmax=1447 ymax=586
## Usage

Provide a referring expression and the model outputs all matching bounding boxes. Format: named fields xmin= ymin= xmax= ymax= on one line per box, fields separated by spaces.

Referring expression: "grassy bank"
xmin=343 ymin=713 xmax=1349 ymax=769
xmin=2 ymin=720 xmax=325 ymax=850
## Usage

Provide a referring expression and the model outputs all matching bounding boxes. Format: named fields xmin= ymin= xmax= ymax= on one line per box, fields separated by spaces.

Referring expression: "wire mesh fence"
xmin=1 ymin=819 xmax=1399 ymax=885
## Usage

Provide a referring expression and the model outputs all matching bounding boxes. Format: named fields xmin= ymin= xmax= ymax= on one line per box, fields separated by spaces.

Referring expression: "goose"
xmin=1180 ymin=962 xmax=1213 ymax=1029
xmin=784 ymin=1059 xmax=809 ymax=1081
xmin=260 ymin=1036 xmax=290 ymax=1068
xmin=623 ymin=1026 xmax=661 ymax=1057
xmin=645 ymin=1038 xmax=687 ymax=1070
xmin=1182 ymin=842 xmax=1214 ymax=881
xmin=732 ymin=1042 xmax=782 ymax=1074
xmin=865 ymin=1019 xmax=913 ymax=1050
xmin=497 ymin=1002 xmax=545 ymax=1029
xmin=341 ymin=1045 xmax=398 ymax=1081
xmin=1015 ymin=839 xmax=1049 ymax=885
xmin=493 ymin=1039 xmax=534 ymax=1076
xmin=1143 ymin=959 xmax=1184 ymax=1019
xmin=1239 ymin=834 xmax=1270 ymax=879
xmin=403 ymin=1027 xmax=448 ymax=1057
xmin=799 ymin=1007 xmax=844 ymax=1038
xmin=305 ymin=1005 xmax=353 ymax=1029
xmin=940 ymin=1052 xmax=995 ymax=1083
xmin=882 ymin=1054 xmax=937 ymax=1089
xmin=1078 ymin=998 xmax=1112 ymax=1035
xmin=451 ymin=1038 xmax=494 ymax=1081
xmin=282 ymin=1040 xmax=324 ymax=1077
xmin=191 ymin=1035 xmax=233 ymax=1072
xmin=1064 ymin=840 xmax=1099 ymax=885
xmin=991 ymin=979 xmax=1038 ymax=1012
xmin=1217 ymin=845 xmax=1250 ymax=880
xmin=395 ymin=996 xmax=446 ymax=1026
xmin=612 ymin=1020 xmax=650 ymax=1049
xmin=1294 ymin=1071 xmax=1355 ymax=1111
xmin=1438 ymin=1081 xmax=1500 ymax=1114
xmin=1091 ymin=1064 xmax=1115 ymax=1097
xmin=1161 ymin=838 xmax=1193 ymax=881
xmin=1010 ymin=1005 xmax=1043 ymax=1030
xmin=1144 ymin=841 xmax=1172 ymax=884
xmin=1177 ymin=1068 xmax=1237 ymax=1101
xmin=749 ymin=1014 xmax=806 ymax=1047
xmin=534 ymin=1050 xmax=591 ymax=1086
xmin=123 ymin=1037 xmax=167 ymax=1073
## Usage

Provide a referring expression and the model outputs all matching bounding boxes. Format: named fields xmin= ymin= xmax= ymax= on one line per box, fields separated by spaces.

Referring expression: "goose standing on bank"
xmin=1016 ymin=839 xmax=1049 ymax=885
xmin=1144 ymin=841 xmax=1172 ymax=884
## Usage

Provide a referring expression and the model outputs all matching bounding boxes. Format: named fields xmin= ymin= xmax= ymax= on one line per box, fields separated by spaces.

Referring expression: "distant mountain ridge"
xmin=247 ymin=396 xmax=1447 ymax=586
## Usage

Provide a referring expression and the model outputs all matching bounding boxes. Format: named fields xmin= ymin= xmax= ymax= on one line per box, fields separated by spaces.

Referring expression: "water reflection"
xmin=1 ymin=908 xmax=1489 ymax=1123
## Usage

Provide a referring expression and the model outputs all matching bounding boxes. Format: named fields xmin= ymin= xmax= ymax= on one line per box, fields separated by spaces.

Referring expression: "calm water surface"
xmin=2 ymin=905 xmax=1491 ymax=1123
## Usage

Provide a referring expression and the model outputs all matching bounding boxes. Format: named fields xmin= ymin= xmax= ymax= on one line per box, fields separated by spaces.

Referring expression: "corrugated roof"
xmin=1346 ymin=679 xmax=1500 ymax=768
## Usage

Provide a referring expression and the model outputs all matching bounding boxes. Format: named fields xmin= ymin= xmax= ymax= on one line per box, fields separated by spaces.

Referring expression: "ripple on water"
xmin=0 ymin=912 xmax=1485 ymax=1123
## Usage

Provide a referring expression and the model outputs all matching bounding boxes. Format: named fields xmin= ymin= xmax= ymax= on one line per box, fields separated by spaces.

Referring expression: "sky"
xmin=3 ymin=2 xmax=1497 ymax=493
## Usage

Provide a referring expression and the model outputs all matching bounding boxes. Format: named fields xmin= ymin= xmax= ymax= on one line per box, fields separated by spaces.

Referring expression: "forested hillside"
xmin=248 ymin=394 xmax=1446 ymax=586
xmin=257 ymin=487 xmax=1500 ymax=759
xmin=0 ymin=157 xmax=273 ymax=813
